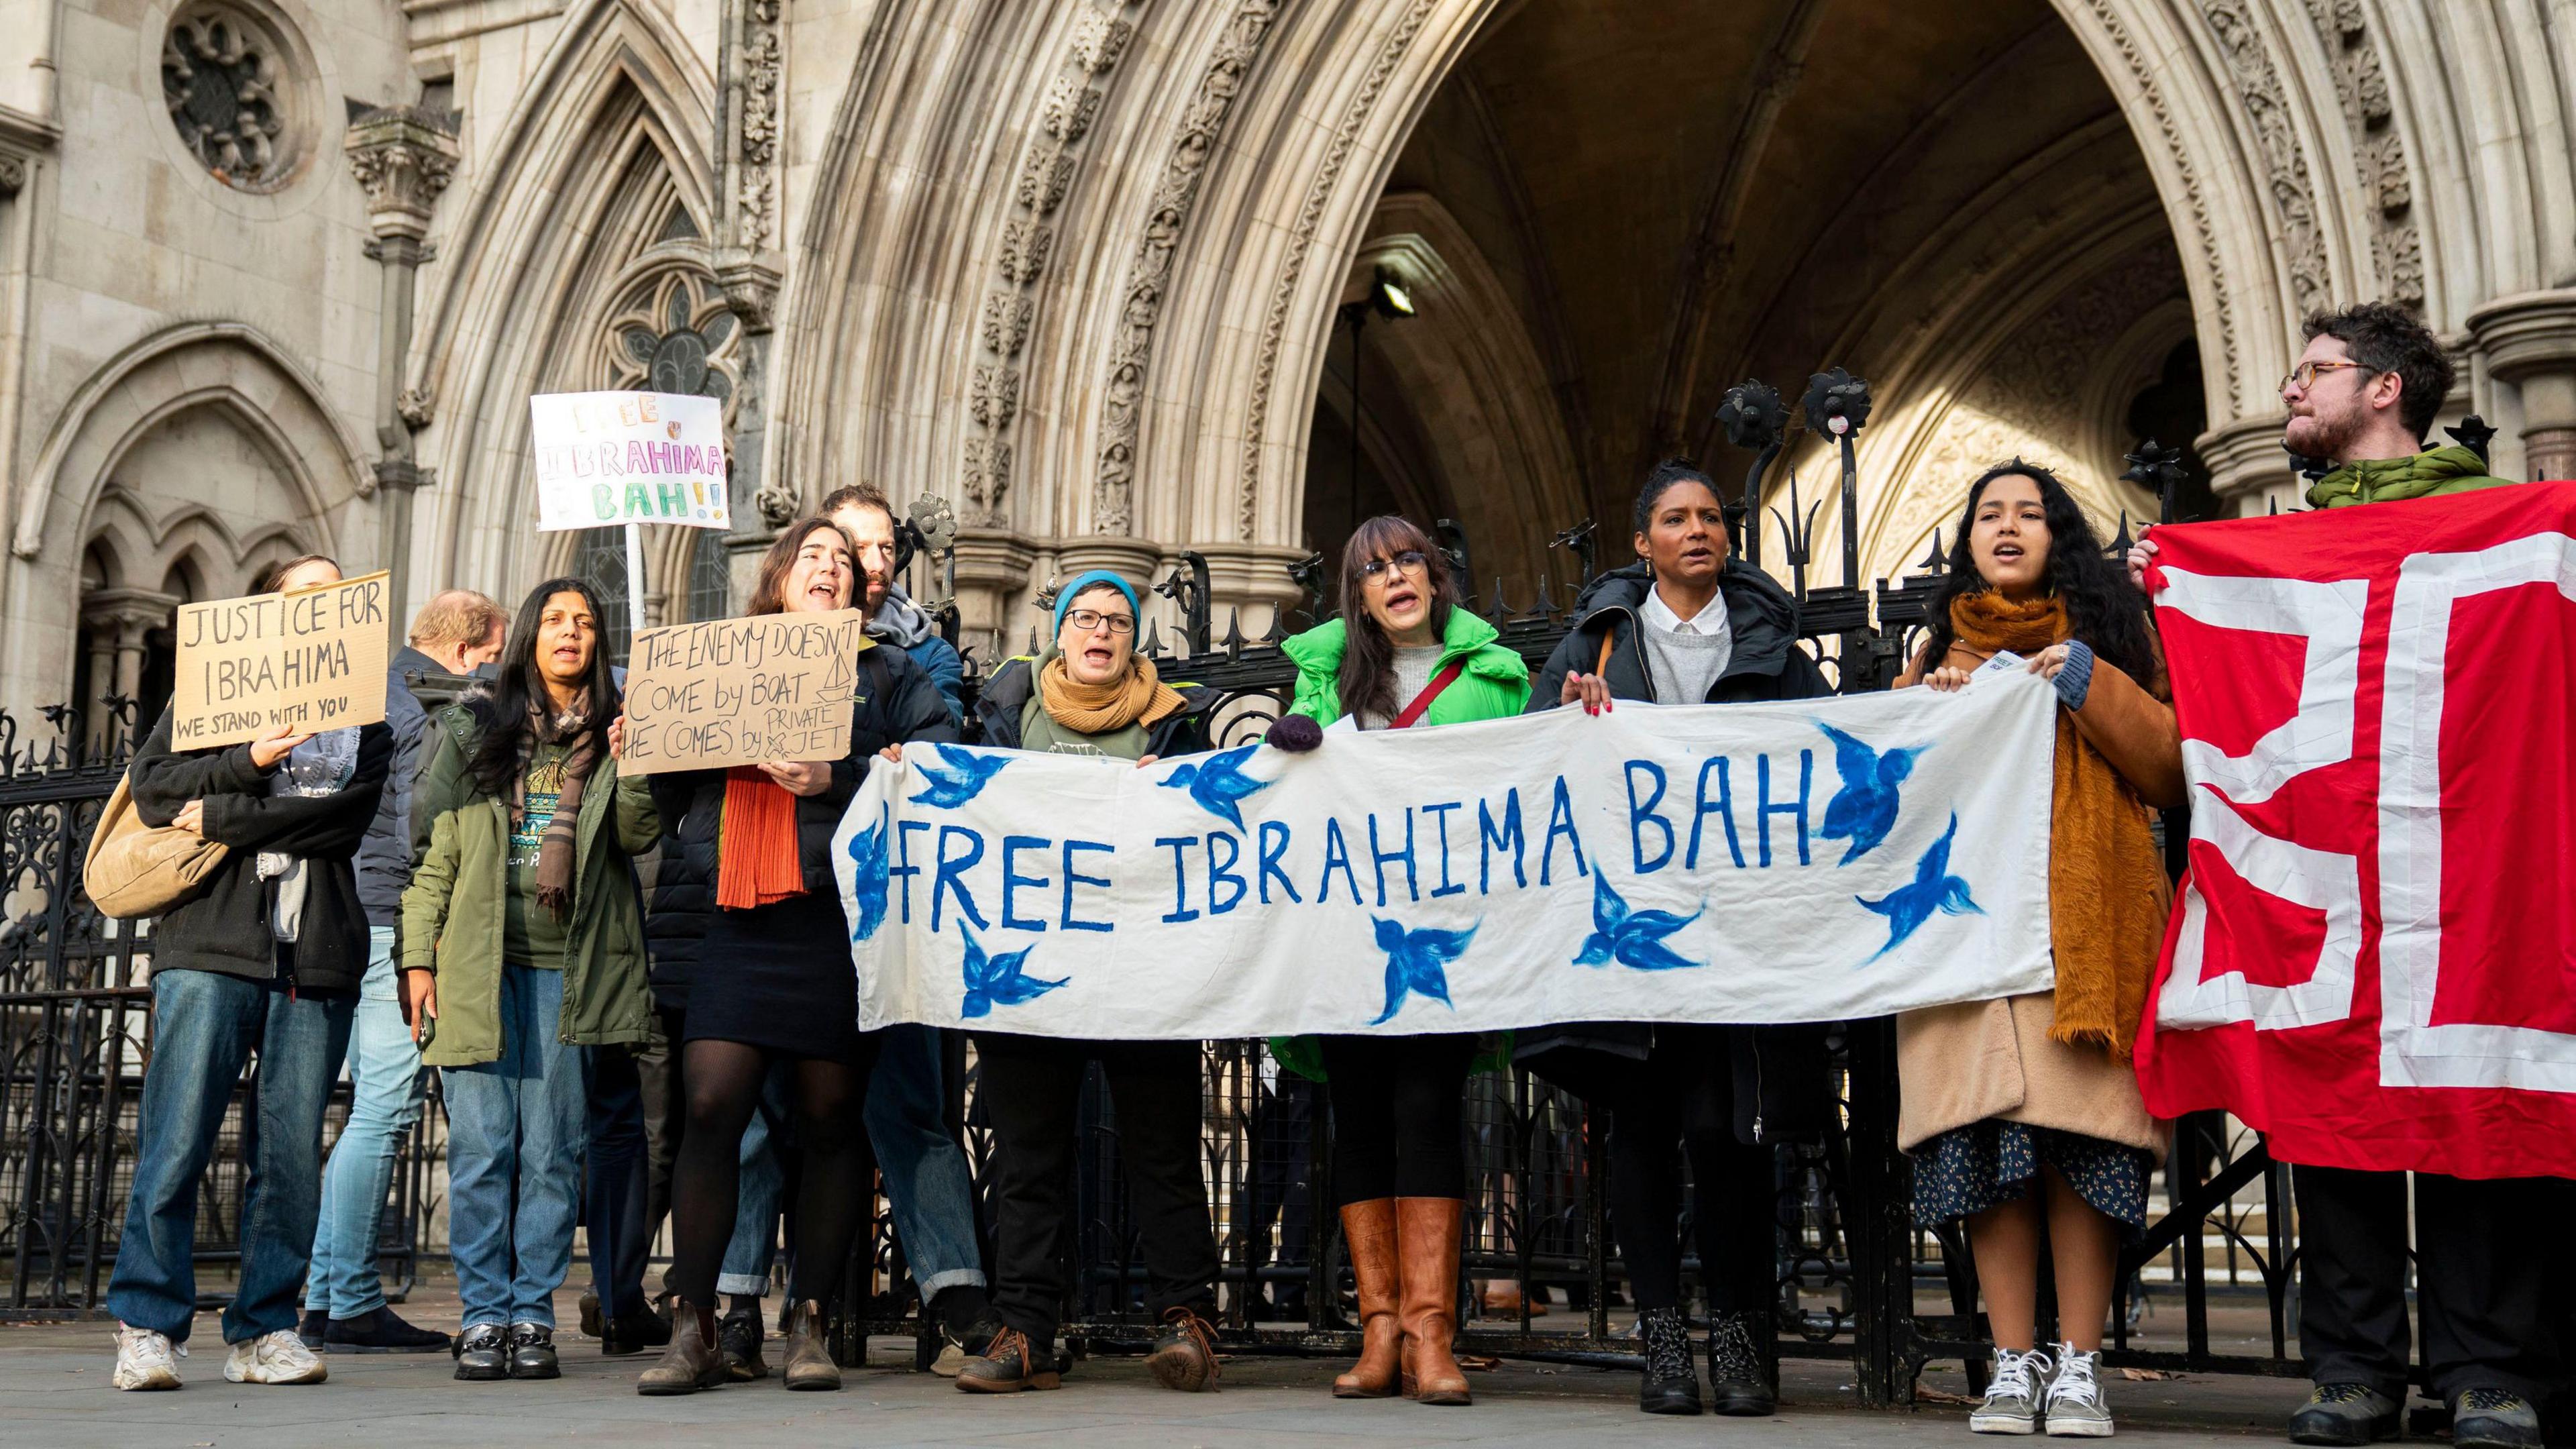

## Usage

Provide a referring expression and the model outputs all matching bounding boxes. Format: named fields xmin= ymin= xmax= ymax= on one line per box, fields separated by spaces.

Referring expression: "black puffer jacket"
xmin=644 ymin=639 xmax=958 ymax=1002
xmin=971 ymin=657 xmax=1220 ymax=755
xmin=1516 ymin=560 xmax=1835 ymax=1144
xmin=126 ymin=707 xmax=393 ymax=994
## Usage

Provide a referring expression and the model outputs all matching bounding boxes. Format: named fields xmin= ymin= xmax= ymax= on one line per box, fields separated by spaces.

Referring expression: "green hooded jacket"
xmin=1281 ymin=608 xmax=1532 ymax=727
xmin=1272 ymin=608 xmax=1529 ymax=1081
xmin=2305 ymin=445 xmax=2518 ymax=508
xmin=400 ymin=706 xmax=661 ymax=1067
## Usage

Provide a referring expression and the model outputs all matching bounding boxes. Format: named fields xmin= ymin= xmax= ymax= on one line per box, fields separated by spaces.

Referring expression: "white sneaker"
xmin=2043 ymin=1343 xmax=2113 ymax=1437
xmin=223 ymin=1328 xmax=327 ymax=1385
xmin=1970 ymin=1346 xmax=2052 ymax=1434
xmin=111 ymin=1324 xmax=184 ymax=1391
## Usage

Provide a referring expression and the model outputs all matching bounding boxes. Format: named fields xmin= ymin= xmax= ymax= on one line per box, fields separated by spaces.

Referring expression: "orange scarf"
xmin=1945 ymin=592 xmax=2165 ymax=1059
xmin=715 ymin=767 xmax=806 ymax=910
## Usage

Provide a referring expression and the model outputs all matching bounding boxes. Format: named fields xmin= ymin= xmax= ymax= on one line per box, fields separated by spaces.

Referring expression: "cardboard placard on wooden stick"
xmin=171 ymin=572 xmax=392 ymax=748
xmin=620 ymin=610 xmax=871 ymax=775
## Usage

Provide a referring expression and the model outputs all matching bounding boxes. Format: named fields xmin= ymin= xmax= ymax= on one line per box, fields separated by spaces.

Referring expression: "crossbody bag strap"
xmin=1389 ymin=659 xmax=1467 ymax=730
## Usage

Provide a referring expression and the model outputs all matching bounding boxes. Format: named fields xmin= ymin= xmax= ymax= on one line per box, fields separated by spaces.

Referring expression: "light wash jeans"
xmin=716 ymin=1027 xmax=987 ymax=1300
xmin=440 ymin=965 xmax=589 ymax=1328
xmin=303 ymin=927 xmax=427 ymax=1318
xmin=107 ymin=964 xmax=354 ymax=1344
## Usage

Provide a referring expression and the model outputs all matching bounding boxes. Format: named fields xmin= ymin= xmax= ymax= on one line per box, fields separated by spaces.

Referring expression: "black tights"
xmin=667 ymin=1038 xmax=875 ymax=1308
xmin=1320 ymin=1033 xmax=1476 ymax=1201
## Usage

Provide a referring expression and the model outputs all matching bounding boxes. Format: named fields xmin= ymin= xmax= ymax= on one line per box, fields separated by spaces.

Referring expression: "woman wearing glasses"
xmin=946 ymin=571 xmax=1230 ymax=1395
xmin=1267 ymin=517 xmax=1531 ymax=1407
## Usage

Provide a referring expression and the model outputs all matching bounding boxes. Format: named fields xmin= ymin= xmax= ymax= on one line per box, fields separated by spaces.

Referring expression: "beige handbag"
xmin=83 ymin=771 xmax=229 ymax=920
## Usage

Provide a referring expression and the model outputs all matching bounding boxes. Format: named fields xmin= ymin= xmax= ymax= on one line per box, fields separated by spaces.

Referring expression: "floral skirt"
xmin=1912 ymin=1120 xmax=2151 ymax=1232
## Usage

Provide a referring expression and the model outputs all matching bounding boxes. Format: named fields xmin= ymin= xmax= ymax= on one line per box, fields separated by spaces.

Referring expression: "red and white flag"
xmin=2135 ymin=479 xmax=2576 ymax=1179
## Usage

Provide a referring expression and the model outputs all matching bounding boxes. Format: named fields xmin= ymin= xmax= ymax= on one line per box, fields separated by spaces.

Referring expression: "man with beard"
xmin=2135 ymin=303 xmax=2550 ymax=1449
xmin=824 ymin=485 xmax=965 ymax=724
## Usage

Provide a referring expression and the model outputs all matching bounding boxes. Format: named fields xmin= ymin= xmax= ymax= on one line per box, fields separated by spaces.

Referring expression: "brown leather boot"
xmin=1395 ymin=1197 xmax=1471 ymax=1406
xmin=635 ymin=1299 xmax=726 ymax=1396
xmin=778 ymin=1300 xmax=841 ymax=1391
xmin=1144 ymin=1305 xmax=1221 ymax=1392
xmin=1333 ymin=1199 xmax=1401 ymax=1398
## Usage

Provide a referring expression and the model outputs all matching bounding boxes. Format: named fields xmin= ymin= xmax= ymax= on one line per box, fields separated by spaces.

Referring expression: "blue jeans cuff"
xmin=716 ymin=1273 xmax=769 ymax=1297
xmin=914 ymin=1268 xmax=986 ymax=1297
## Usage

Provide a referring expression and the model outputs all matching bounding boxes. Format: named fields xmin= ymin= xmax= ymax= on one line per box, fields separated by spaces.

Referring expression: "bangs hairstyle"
xmin=252 ymin=553 xmax=338 ymax=596
xmin=464 ymin=577 xmax=619 ymax=798
xmin=1916 ymin=460 xmax=2158 ymax=688
xmin=1334 ymin=514 xmax=1459 ymax=724
xmin=747 ymin=517 xmax=859 ymax=616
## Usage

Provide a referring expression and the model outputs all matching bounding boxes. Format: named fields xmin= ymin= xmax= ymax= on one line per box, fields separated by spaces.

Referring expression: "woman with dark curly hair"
xmin=1896 ymin=461 xmax=2182 ymax=1438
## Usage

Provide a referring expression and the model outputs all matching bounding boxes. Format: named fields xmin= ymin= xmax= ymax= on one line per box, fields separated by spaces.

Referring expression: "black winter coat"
xmin=1516 ymin=560 xmax=1835 ymax=1144
xmin=127 ymin=708 xmax=394 ymax=994
xmin=645 ymin=639 xmax=959 ymax=1000
xmin=971 ymin=657 xmax=1220 ymax=755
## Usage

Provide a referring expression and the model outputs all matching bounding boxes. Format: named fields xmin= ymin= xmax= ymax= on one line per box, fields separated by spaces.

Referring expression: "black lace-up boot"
xmin=1636 ymin=1306 xmax=1701 ymax=1415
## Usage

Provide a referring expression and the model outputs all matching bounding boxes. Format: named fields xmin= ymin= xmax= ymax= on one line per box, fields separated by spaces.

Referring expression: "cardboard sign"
xmin=620 ymin=610 xmax=871 ymax=775
xmin=529 ymin=390 xmax=731 ymax=531
xmin=170 ymin=572 xmax=392 ymax=748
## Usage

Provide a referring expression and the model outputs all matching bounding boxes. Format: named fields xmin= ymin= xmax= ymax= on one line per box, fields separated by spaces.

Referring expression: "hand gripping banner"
xmin=834 ymin=671 xmax=2060 ymax=1039
xmin=2137 ymin=480 xmax=2576 ymax=1179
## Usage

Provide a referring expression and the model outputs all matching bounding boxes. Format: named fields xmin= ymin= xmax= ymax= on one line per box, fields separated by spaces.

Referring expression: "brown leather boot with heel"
xmin=1395 ymin=1197 xmax=1471 ymax=1406
xmin=1333 ymin=1199 xmax=1401 ymax=1398
xmin=779 ymin=1300 xmax=841 ymax=1391
xmin=635 ymin=1298 xmax=726 ymax=1396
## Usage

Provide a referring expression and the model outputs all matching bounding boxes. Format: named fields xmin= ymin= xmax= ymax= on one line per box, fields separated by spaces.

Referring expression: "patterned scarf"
xmin=1036 ymin=651 xmax=1187 ymax=735
xmin=516 ymin=700 xmax=600 ymax=920
xmin=1945 ymin=591 xmax=2165 ymax=1058
xmin=258 ymin=727 xmax=361 ymax=943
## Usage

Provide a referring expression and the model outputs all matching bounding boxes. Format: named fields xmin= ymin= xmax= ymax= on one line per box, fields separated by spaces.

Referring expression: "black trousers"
xmin=975 ymin=1034 xmax=1218 ymax=1344
xmin=2296 ymin=1165 xmax=2569 ymax=1400
xmin=585 ymin=1041 xmax=653 ymax=1320
xmin=1528 ymin=1025 xmax=1775 ymax=1313
xmin=1318 ymin=1032 xmax=1477 ymax=1202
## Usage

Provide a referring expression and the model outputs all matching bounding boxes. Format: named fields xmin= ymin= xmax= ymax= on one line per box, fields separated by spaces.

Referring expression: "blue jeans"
xmin=440 ymin=967 xmax=588 ymax=1328
xmin=107 ymin=965 xmax=354 ymax=1344
xmin=303 ymin=928 xmax=427 ymax=1318
xmin=865 ymin=1025 xmax=985 ymax=1297
xmin=717 ymin=1065 xmax=792 ymax=1297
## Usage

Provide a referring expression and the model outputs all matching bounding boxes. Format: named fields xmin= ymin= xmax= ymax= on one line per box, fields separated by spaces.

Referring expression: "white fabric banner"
xmin=833 ymin=669 xmax=2059 ymax=1038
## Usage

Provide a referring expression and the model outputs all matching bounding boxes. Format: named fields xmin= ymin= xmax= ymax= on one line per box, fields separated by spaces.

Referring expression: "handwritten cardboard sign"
xmin=171 ymin=572 xmax=392 ymax=748
xmin=529 ymin=390 xmax=731 ymax=531
xmin=619 ymin=610 xmax=871 ymax=775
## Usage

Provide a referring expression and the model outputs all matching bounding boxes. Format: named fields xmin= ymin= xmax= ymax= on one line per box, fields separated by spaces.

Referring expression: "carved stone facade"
xmin=7 ymin=0 xmax=2576 ymax=723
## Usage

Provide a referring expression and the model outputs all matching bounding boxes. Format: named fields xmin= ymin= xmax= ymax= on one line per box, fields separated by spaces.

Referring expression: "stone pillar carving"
xmin=2198 ymin=413 xmax=2298 ymax=515
xmin=2468 ymin=290 xmax=2576 ymax=483
xmin=345 ymin=105 xmax=460 ymax=632
xmin=952 ymin=530 xmax=1038 ymax=659
xmin=80 ymin=587 xmax=177 ymax=751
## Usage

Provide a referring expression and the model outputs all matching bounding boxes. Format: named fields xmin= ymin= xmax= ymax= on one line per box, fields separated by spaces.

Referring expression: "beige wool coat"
xmin=1892 ymin=638 xmax=2186 ymax=1159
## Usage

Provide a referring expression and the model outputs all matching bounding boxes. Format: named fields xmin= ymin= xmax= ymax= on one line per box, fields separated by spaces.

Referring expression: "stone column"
xmin=715 ymin=248 xmax=790 ymax=610
xmin=2468 ymin=290 xmax=2576 ymax=482
xmin=2198 ymin=414 xmax=2299 ymax=516
xmin=344 ymin=107 xmax=460 ymax=635
xmin=953 ymin=530 xmax=1038 ymax=658
xmin=79 ymin=587 xmax=176 ymax=750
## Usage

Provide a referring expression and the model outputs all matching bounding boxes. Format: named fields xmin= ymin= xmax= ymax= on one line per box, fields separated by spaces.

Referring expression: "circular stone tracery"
xmin=160 ymin=7 xmax=290 ymax=189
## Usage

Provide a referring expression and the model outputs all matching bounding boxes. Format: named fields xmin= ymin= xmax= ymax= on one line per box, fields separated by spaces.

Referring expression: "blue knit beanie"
xmin=1053 ymin=570 xmax=1140 ymax=634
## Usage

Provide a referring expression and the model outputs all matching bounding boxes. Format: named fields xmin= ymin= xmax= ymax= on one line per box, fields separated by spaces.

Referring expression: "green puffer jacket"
xmin=400 ymin=705 xmax=660 ymax=1067
xmin=1282 ymin=608 xmax=1532 ymax=727
xmin=2305 ymin=445 xmax=2518 ymax=508
xmin=1273 ymin=608 xmax=1530 ymax=1081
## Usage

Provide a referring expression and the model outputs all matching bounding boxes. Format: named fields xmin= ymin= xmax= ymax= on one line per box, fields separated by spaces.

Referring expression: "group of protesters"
xmin=93 ymin=301 xmax=2558 ymax=1446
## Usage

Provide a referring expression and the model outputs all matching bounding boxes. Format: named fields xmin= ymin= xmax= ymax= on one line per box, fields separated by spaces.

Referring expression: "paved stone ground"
xmin=1 ymin=1282 xmax=2314 ymax=1449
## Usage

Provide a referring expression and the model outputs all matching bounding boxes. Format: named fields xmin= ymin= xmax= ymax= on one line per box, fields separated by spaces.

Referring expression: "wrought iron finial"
xmin=1285 ymin=551 xmax=1328 ymax=625
xmin=2286 ymin=441 xmax=2332 ymax=481
xmin=2447 ymin=414 xmax=2497 ymax=465
xmin=1434 ymin=520 xmax=1477 ymax=613
xmin=1802 ymin=367 xmax=1872 ymax=590
xmin=1155 ymin=551 xmax=1213 ymax=655
xmin=1717 ymin=379 xmax=1787 ymax=567
xmin=1768 ymin=468 xmax=1824 ymax=603
xmin=2122 ymin=439 xmax=2188 ymax=525
xmin=1915 ymin=531 xmax=1947 ymax=576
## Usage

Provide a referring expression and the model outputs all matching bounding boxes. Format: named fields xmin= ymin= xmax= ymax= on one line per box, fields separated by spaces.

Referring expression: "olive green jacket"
xmin=400 ymin=706 xmax=660 ymax=1067
xmin=2305 ymin=445 xmax=2517 ymax=508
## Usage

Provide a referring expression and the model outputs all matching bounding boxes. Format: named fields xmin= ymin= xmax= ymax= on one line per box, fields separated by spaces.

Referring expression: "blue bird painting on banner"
xmin=910 ymin=745 xmax=1012 ymax=808
xmin=1857 ymin=812 xmax=1983 ymax=964
xmin=845 ymin=816 xmax=888 ymax=942
xmin=1370 ymin=917 xmax=1479 ymax=1024
xmin=959 ymin=923 xmax=1067 ymax=1018
xmin=1817 ymin=721 xmax=1925 ymax=865
xmin=1574 ymin=873 xmax=1703 ymax=971
xmin=1158 ymin=745 xmax=1273 ymax=829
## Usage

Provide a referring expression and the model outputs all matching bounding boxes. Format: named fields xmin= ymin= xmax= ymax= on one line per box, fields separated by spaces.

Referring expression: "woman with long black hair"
xmin=1896 ymin=460 xmax=2182 ymax=1438
xmin=637 ymin=517 xmax=957 ymax=1395
xmin=1520 ymin=458 xmax=1834 ymax=1418
xmin=400 ymin=578 xmax=659 ymax=1381
xmin=1267 ymin=515 xmax=1531 ymax=1407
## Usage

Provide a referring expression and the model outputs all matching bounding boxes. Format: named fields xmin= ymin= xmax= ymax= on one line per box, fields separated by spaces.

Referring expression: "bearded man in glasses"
xmin=2132 ymin=303 xmax=2549 ymax=1449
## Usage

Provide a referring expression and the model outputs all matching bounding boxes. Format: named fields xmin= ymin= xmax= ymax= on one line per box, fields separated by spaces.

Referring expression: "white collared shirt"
xmin=1635 ymin=583 xmax=1734 ymax=702
xmin=1642 ymin=584 xmax=1733 ymax=643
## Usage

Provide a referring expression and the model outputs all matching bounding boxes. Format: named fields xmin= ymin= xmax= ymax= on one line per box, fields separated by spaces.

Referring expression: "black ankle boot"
xmin=1705 ymin=1309 xmax=1776 ymax=1417
xmin=1636 ymin=1307 xmax=1701 ymax=1415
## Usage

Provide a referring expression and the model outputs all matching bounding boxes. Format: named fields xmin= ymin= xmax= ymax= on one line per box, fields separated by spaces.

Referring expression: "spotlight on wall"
xmin=1369 ymin=266 xmax=1415 ymax=319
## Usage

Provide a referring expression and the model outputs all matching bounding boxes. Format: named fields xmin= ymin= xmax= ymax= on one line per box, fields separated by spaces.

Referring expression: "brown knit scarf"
xmin=517 ymin=701 xmax=601 ymax=920
xmin=1945 ymin=592 xmax=2165 ymax=1059
xmin=1037 ymin=652 xmax=1188 ymax=735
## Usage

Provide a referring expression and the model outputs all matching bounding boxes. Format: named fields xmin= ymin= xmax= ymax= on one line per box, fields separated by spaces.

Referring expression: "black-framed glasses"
xmin=1062 ymin=608 xmax=1136 ymax=635
xmin=1360 ymin=550 xmax=1429 ymax=580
